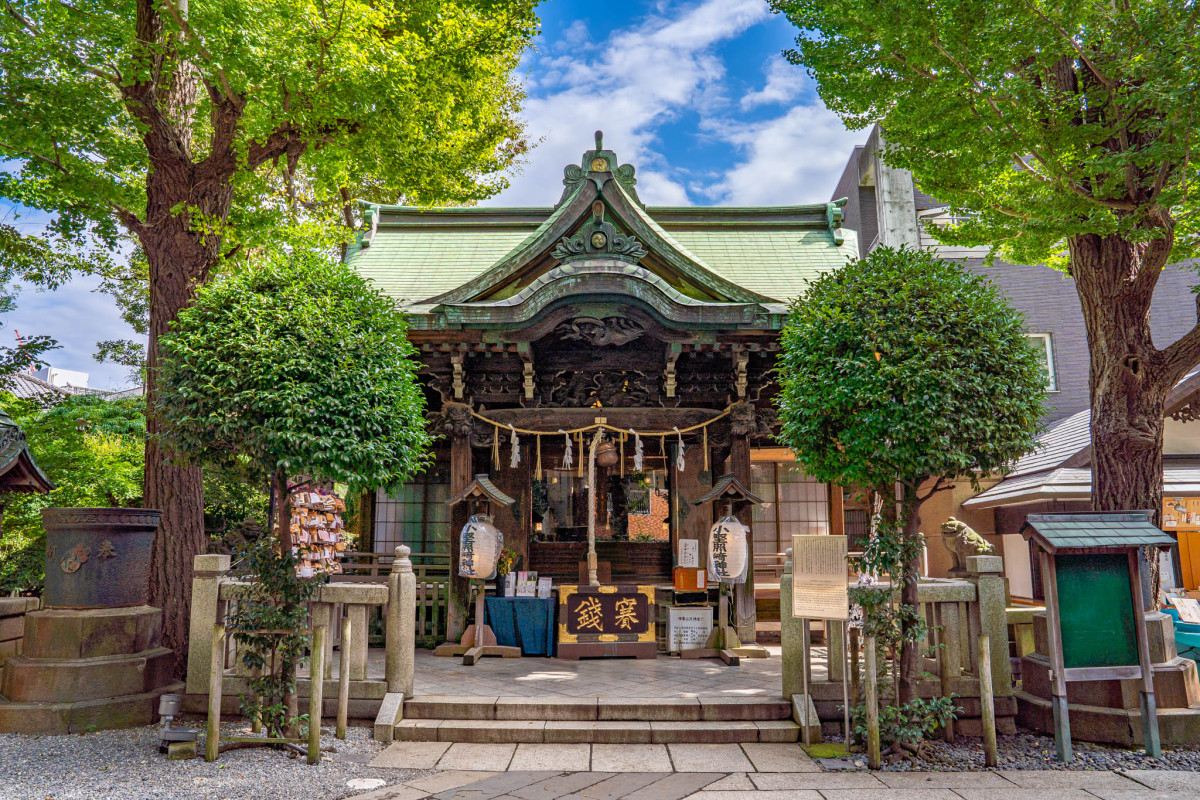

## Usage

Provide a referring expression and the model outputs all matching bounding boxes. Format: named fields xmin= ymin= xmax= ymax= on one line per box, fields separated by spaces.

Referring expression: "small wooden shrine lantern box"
xmin=1019 ymin=511 xmax=1175 ymax=761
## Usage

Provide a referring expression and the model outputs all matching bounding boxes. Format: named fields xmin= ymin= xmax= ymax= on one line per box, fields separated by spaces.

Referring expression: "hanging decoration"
xmin=673 ymin=426 xmax=686 ymax=472
xmin=508 ymin=424 xmax=521 ymax=469
xmin=561 ymin=429 xmax=573 ymax=470
xmin=703 ymin=427 xmax=709 ymax=473
xmin=459 ymin=514 xmax=504 ymax=580
xmin=535 ymin=435 xmax=543 ymax=480
xmin=630 ymin=429 xmax=644 ymax=471
xmin=708 ymin=515 xmax=749 ymax=584
xmin=492 ymin=425 xmax=500 ymax=470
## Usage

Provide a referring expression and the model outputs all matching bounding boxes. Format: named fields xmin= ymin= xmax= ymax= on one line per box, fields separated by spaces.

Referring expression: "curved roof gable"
xmin=345 ymin=132 xmax=856 ymax=319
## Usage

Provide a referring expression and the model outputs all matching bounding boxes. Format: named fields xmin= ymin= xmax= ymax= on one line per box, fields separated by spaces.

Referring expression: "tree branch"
xmin=159 ymin=0 xmax=235 ymax=101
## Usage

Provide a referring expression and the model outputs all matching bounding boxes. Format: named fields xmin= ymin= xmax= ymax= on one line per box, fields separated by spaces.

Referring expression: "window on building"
xmin=1026 ymin=333 xmax=1058 ymax=391
xmin=750 ymin=461 xmax=830 ymax=559
xmin=374 ymin=462 xmax=450 ymax=559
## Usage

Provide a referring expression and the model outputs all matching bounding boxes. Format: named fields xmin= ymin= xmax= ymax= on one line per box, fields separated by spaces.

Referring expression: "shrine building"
xmin=346 ymin=133 xmax=860 ymax=640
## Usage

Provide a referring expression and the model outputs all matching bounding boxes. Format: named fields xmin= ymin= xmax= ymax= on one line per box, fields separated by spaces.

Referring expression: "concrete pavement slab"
xmin=509 ymin=744 xmax=592 ymax=772
xmin=740 ymin=743 xmax=821 ymax=773
xmin=436 ymin=743 xmax=517 ymax=772
xmin=559 ymin=773 xmax=669 ymax=800
xmin=750 ymin=773 xmax=886 ymax=790
xmin=1084 ymin=791 xmax=1192 ymax=800
xmin=667 ymin=744 xmax=754 ymax=773
xmin=371 ymin=740 xmax=453 ymax=770
xmin=622 ymin=774 xmax=725 ymax=800
xmin=702 ymin=774 xmax=756 ymax=791
xmin=951 ymin=789 xmax=1106 ymax=800
xmin=683 ymin=791 xmax=823 ymax=800
xmin=1118 ymin=771 xmax=1200 ymax=792
xmin=507 ymin=773 xmax=615 ymax=800
xmin=996 ymin=772 xmax=1140 ymax=789
xmin=819 ymin=790 xmax=961 ymax=800
xmin=591 ymin=744 xmax=674 ymax=772
xmin=432 ymin=772 xmax=561 ymax=800
xmin=876 ymin=772 xmax=1016 ymax=789
xmin=405 ymin=773 xmax=500 ymax=794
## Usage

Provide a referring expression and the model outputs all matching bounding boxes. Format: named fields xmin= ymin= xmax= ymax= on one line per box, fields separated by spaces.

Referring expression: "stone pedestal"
xmin=0 ymin=605 xmax=182 ymax=734
xmin=1016 ymin=610 xmax=1200 ymax=747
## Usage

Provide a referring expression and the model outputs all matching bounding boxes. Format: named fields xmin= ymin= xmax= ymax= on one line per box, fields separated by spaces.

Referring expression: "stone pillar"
xmin=781 ymin=549 xmax=804 ymax=698
xmin=387 ymin=545 xmax=416 ymax=697
xmin=445 ymin=403 xmax=473 ymax=642
xmin=967 ymin=554 xmax=1012 ymax=697
xmin=729 ymin=402 xmax=756 ymax=644
xmin=185 ymin=554 xmax=230 ymax=695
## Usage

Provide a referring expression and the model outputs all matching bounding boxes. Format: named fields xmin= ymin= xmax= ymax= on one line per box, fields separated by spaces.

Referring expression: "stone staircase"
xmin=393 ymin=695 xmax=799 ymax=744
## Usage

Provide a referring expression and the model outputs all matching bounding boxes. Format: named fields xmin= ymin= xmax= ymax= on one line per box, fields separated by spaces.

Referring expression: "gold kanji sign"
xmin=557 ymin=584 xmax=655 ymax=644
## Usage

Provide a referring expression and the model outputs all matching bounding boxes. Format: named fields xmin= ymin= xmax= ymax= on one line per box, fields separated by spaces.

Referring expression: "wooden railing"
xmin=184 ymin=548 xmax=420 ymax=720
xmin=781 ymin=553 xmax=1013 ymax=729
xmin=337 ymin=550 xmax=450 ymax=584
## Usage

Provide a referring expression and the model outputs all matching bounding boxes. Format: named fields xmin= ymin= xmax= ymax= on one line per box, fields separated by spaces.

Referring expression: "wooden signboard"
xmin=557 ymin=584 xmax=656 ymax=660
xmin=1055 ymin=553 xmax=1139 ymax=669
xmin=791 ymin=534 xmax=849 ymax=621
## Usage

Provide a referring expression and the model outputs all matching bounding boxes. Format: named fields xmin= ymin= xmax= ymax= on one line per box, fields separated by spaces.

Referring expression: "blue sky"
xmin=4 ymin=0 xmax=863 ymax=391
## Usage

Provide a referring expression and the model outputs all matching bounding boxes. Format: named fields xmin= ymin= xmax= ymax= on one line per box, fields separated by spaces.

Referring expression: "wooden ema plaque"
xmin=556 ymin=584 xmax=657 ymax=660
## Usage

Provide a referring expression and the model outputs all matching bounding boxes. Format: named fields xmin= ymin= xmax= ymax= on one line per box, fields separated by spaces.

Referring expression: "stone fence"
xmin=0 ymin=597 xmax=39 ymax=685
xmin=781 ymin=554 xmax=1014 ymax=737
xmin=182 ymin=546 xmax=416 ymax=734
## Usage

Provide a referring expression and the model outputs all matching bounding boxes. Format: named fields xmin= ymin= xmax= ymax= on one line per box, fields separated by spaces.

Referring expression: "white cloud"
xmin=489 ymin=0 xmax=772 ymax=207
xmin=5 ymin=274 xmax=141 ymax=391
xmin=701 ymin=102 xmax=862 ymax=206
xmin=740 ymin=55 xmax=808 ymax=110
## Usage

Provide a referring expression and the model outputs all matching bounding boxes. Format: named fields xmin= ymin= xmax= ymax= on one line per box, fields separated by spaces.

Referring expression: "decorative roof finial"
xmin=595 ymin=130 xmax=603 ymax=151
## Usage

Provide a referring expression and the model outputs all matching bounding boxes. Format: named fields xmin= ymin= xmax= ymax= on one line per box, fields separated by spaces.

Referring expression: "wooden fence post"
xmin=978 ymin=634 xmax=998 ymax=767
xmin=308 ymin=625 xmax=326 ymax=765
xmin=205 ymin=623 xmax=225 ymax=762
xmin=337 ymin=616 xmax=351 ymax=740
xmin=864 ymin=634 xmax=880 ymax=770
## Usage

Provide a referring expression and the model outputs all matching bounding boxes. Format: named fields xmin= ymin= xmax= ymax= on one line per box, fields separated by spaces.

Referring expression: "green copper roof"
xmin=345 ymin=134 xmax=859 ymax=320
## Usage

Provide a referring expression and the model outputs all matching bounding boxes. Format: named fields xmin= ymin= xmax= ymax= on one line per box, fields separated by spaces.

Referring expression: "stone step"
xmin=404 ymin=695 xmax=792 ymax=722
xmin=0 ymin=646 xmax=176 ymax=704
xmin=0 ymin=681 xmax=185 ymax=735
xmin=392 ymin=717 xmax=799 ymax=744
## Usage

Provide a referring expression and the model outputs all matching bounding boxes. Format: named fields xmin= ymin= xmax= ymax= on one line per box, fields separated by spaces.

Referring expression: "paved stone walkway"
xmin=327 ymin=646 xmax=819 ymax=699
xmin=350 ymin=743 xmax=1200 ymax=800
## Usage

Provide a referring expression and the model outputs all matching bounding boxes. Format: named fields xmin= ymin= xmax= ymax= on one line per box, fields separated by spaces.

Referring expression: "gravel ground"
xmin=0 ymin=722 xmax=424 ymax=800
xmin=824 ymin=732 xmax=1200 ymax=772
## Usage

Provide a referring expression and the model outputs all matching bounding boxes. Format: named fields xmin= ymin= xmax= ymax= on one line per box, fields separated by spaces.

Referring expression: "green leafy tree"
xmin=156 ymin=250 xmax=432 ymax=549
xmin=770 ymin=0 xmax=1200 ymax=549
xmin=0 ymin=395 xmax=145 ymax=593
xmin=0 ymin=393 xmax=266 ymax=594
xmin=776 ymin=247 xmax=1045 ymax=714
xmin=0 ymin=0 xmax=540 ymax=657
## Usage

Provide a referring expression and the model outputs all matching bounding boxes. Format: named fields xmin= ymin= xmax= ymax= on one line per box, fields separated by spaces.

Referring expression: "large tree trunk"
xmin=142 ymin=218 xmax=217 ymax=674
xmin=138 ymin=150 xmax=235 ymax=671
xmin=1070 ymin=228 xmax=1178 ymax=607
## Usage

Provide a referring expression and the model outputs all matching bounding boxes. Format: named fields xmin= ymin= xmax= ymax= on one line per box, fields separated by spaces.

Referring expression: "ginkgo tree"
xmin=770 ymin=0 xmax=1200 ymax=579
xmin=0 ymin=0 xmax=540 ymax=658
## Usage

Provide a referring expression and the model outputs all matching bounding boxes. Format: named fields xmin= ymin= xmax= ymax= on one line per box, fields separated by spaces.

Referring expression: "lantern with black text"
xmin=459 ymin=514 xmax=503 ymax=579
xmin=708 ymin=515 xmax=749 ymax=584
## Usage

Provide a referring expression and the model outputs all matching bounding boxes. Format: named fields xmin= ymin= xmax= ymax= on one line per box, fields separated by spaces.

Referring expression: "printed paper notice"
xmin=791 ymin=534 xmax=849 ymax=621
xmin=1174 ymin=597 xmax=1200 ymax=625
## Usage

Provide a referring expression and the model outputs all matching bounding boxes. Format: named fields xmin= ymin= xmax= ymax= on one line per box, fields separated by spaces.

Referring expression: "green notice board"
xmin=1055 ymin=552 xmax=1138 ymax=669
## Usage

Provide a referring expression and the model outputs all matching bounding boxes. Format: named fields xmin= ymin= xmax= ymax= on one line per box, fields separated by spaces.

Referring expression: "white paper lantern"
xmin=708 ymin=515 xmax=749 ymax=584
xmin=459 ymin=514 xmax=504 ymax=579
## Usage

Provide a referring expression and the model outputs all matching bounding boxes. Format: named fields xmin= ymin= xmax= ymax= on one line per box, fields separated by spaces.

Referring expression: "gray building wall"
xmin=832 ymin=147 xmax=1200 ymax=425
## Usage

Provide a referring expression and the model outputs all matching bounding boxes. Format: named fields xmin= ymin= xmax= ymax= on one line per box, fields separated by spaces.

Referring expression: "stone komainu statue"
xmin=941 ymin=517 xmax=995 ymax=575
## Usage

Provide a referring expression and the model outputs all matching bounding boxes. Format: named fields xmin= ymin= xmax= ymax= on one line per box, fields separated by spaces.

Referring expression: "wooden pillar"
xmin=730 ymin=403 xmax=756 ymax=644
xmin=446 ymin=403 xmax=473 ymax=642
